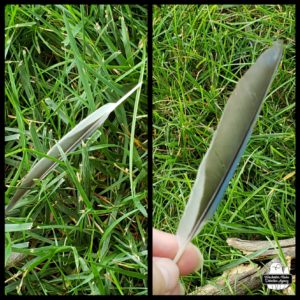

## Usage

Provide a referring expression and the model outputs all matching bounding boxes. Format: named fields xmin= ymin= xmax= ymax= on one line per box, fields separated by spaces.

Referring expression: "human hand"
xmin=152 ymin=228 xmax=203 ymax=295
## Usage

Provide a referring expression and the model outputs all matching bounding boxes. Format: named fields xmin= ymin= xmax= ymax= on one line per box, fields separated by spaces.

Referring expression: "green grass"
xmin=153 ymin=4 xmax=295 ymax=295
xmin=5 ymin=4 xmax=147 ymax=295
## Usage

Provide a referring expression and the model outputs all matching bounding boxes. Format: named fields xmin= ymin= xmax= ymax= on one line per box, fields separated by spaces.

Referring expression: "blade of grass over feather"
xmin=174 ymin=41 xmax=283 ymax=263
xmin=129 ymin=43 xmax=147 ymax=216
xmin=5 ymin=82 xmax=142 ymax=213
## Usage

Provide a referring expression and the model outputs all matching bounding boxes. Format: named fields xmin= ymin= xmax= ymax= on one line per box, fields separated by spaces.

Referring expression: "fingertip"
xmin=177 ymin=244 xmax=203 ymax=275
xmin=192 ymin=244 xmax=203 ymax=272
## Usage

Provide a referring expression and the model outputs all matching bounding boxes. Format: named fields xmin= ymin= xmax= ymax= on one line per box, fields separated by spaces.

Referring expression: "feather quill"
xmin=5 ymin=82 xmax=142 ymax=213
xmin=174 ymin=41 xmax=283 ymax=262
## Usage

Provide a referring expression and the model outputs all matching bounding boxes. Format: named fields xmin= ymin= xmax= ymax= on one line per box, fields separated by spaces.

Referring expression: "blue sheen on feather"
xmin=204 ymin=42 xmax=283 ymax=221
xmin=205 ymin=125 xmax=255 ymax=222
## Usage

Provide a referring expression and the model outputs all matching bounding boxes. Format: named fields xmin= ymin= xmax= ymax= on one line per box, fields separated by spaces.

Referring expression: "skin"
xmin=152 ymin=228 xmax=203 ymax=295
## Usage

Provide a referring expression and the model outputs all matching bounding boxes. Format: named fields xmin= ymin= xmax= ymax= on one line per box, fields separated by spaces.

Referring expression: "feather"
xmin=174 ymin=41 xmax=283 ymax=263
xmin=5 ymin=82 xmax=142 ymax=213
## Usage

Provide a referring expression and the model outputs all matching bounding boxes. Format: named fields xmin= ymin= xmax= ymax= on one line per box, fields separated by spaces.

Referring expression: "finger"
xmin=152 ymin=257 xmax=179 ymax=295
xmin=177 ymin=243 xmax=203 ymax=275
xmin=153 ymin=228 xmax=203 ymax=275
xmin=153 ymin=228 xmax=179 ymax=258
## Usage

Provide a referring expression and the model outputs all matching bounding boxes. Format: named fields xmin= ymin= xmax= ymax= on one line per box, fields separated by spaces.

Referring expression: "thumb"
xmin=152 ymin=258 xmax=180 ymax=295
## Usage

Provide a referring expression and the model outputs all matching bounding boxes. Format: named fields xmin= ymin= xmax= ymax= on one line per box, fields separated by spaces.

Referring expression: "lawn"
xmin=153 ymin=4 xmax=295 ymax=295
xmin=5 ymin=4 xmax=148 ymax=295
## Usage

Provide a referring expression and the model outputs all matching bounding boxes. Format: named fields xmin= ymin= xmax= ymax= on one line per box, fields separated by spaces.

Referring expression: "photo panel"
xmin=152 ymin=4 xmax=295 ymax=296
xmin=5 ymin=4 xmax=147 ymax=296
